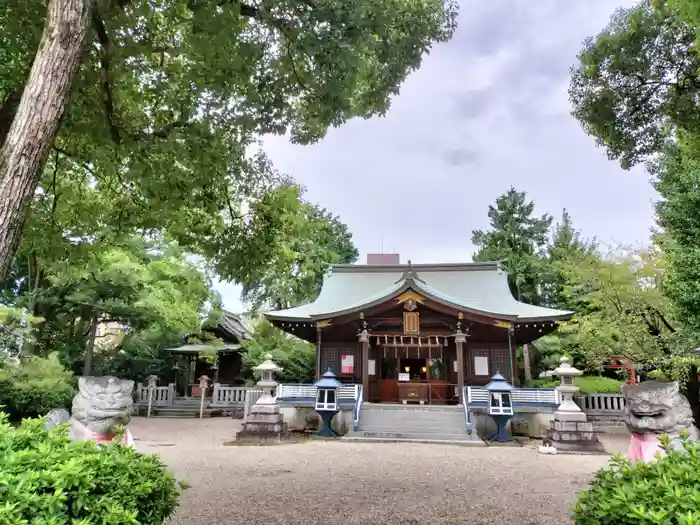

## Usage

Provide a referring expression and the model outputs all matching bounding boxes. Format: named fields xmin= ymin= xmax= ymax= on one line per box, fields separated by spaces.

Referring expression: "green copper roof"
xmin=265 ymin=262 xmax=572 ymax=323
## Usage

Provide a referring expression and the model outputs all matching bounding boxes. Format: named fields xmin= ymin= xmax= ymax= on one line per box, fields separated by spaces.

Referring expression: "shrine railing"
xmin=466 ymin=386 xmax=559 ymax=408
xmin=276 ymin=383 xmax=360 ymax=405
xmin=243 ymin=389 xmax=264 ymax=423
xmin=575 ymin=392 xmax=626 ymax=417
xmin=353 ymin=385 xmax=363 ymax=431
xmin=210 ymin=384 xmax=248 ymax=406
xmin=462 ymin=386 xmax=473 ymax=435
xmin=135 ymin=383 xmax=175 ymax=406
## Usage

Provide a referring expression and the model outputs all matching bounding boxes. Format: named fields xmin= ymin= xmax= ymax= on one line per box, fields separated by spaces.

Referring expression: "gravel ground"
xmin=129 ymin=417 xmax=624 ymax=525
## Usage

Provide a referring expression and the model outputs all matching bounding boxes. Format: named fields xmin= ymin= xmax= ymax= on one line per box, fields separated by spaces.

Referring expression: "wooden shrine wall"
xmin=319 ymin=342 xmax=360 ymax=384
xmin=465 ymin=344 xmax=516 ymax=385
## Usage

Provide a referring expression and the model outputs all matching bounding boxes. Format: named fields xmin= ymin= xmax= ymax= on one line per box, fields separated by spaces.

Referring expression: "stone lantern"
xmin=235 ymin=354 xmax=287 ymax=443
xmin=254 ymin=353 xmax=283 ymax=403
xmin=485 ymin=371 xmax=514 ymax=442
xmin=313 ymin=367 xmax=343 ymax=437
xmin=197 ymin=375 xmax=210 ymax=419
xmin=552 ymin=356 xmax=585 ymax=421
xmin=146 ymin=374 xmax=159 ymax=418
xmin=544 ymin=356 xmax=604 ymax=453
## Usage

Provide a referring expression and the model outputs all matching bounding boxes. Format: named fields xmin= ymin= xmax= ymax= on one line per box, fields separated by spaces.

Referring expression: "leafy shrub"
xmin=0 ymin=412 xmax=181 ymax=524
xmin=0 ymin=354 xmax=74 ymax=420
xmin=572 ymin=434 xmax=700 ymax=524
xmin=574 ymin=376 xmax=623 ymax=394
xmin=526 ymin=375 xmax=622 ymax=394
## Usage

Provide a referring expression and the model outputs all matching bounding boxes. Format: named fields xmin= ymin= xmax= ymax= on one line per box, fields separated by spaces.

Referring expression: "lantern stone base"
xmin=553 ymin=410 xmax=587 ymax=422
xmin=235 ymin=404 xmax=288 ymax=444
xmin=546 ymin=419 xmax=605 ymax=454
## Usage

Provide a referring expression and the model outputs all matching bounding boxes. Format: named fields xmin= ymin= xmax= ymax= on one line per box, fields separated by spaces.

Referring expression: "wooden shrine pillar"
xmin=315 ymin=326 xmax=323 ymax=380
xmin=454 ymin=329 xmax=466 ymax=403
xmin=358 ymin=327 xmax=370 ymax=396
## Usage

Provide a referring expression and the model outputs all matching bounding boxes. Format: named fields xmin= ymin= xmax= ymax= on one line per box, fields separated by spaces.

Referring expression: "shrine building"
xmin=265 ymin=254 xmax=572 ymax=405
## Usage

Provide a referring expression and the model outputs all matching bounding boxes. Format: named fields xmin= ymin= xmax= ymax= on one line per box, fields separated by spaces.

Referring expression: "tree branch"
xmin=92 ymin=9 xmax=121 ymax=144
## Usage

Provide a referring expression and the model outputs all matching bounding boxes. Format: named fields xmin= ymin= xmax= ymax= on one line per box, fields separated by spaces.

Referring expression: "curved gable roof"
xmin=265 ymin=262 xmax=572 ymax=323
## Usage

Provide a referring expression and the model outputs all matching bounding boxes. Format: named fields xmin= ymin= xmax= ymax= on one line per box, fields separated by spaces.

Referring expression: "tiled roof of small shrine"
xmin=264 ymin=262 xmax=572 ymax=323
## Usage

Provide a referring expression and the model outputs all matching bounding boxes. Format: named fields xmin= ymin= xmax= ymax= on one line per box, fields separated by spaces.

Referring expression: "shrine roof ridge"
xmin=329 ymin=261 xmax=502 ymax=273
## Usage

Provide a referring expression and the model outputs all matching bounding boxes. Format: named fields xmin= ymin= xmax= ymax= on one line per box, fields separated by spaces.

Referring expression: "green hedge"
xmin=573 ymin=434 xmax=700 ymax=524
xmin=526 ymin=375 xmax=623 ymax=394
xmin=0 ymin=354 xmax=74 ymax=421
xmin=0 ymin=413 xmax=181 ymax=524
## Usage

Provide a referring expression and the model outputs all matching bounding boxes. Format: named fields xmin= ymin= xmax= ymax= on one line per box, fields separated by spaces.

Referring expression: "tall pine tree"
xmin=543 ymin=209 xmax=598 ymax=309
xmin=471 ymin=187 xmax=552 ymax=305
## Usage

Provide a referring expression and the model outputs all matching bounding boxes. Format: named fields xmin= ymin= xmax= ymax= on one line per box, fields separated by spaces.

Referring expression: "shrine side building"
xmin=265 ymin=255 xmax=572 ymax=405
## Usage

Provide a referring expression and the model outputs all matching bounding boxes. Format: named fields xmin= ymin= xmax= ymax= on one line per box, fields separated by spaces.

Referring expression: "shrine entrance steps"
xmin=343 ymin=404 xmax=484 ymax=446
xmin=135 ymin=397 xmax=223 ymax=418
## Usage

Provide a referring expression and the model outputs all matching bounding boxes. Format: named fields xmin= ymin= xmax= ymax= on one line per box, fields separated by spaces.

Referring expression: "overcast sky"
xmin=216 ymin=0 xmax=656 ymax=312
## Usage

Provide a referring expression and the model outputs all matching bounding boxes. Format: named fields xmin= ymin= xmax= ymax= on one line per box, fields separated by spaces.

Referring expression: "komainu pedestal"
xmin=548 ymin=419 xmax=605 ymax=453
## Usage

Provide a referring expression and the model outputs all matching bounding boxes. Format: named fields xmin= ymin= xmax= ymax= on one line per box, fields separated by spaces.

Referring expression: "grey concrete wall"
xmin=472 ymin=412 xmax=554 ymax=439
xmin=279 ymin=406 xmax=354 ymax=435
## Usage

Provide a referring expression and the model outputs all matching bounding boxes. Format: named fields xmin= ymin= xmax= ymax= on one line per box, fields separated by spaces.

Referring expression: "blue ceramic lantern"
xmin=313 ymin=367 xmax=343 ymax=437
xmin=485 ymin=371 xmax=514 ymax=442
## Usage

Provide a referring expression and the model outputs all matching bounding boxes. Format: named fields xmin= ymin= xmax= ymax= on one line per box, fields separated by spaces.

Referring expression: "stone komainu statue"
xmin=622 ymin=380 xmax=698 ymax=462
xmin=44 ymin=376 xmax=135 ymax=445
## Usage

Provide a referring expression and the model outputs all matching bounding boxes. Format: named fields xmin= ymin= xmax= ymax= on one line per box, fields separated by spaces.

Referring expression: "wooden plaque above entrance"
xmin=403 ymin=311 xmax=420 ymax=334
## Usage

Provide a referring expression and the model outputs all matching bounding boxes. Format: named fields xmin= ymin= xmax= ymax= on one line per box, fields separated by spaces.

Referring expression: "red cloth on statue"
xmin=93 ymin=429 xmax=134 ymax=446
xmin=627 ymin=433 xmax=664 ymax=463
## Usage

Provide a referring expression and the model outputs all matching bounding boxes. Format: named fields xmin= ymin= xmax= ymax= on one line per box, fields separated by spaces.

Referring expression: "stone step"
xmin=361 ymin=417 xmax=465 ymax=427
xmin=343 ymin=431 xmax=483 ymax=446
xmin=361 ymin=413 xmax=464 ymax=421
xmin=361 ymin=424 xmax=466 ymax=434
xmin=361 ymin=404 xmax=462 ymax=413
xmin=146 ymin=412 xmax=212 ymax=418
xmin=136 ymin=406 xmax=220 ymax=418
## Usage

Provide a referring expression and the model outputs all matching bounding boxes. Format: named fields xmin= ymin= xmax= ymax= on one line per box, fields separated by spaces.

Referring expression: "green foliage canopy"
xmin=0 ymin=0 xmax=457 ymax=280
xmin=569 ymin=0 xmax=700 ymax=169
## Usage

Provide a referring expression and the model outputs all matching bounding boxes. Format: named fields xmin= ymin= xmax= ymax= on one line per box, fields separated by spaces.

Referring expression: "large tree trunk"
xmin=685 ymin=365 xmax=700 ymax=430
xmin=83 ymin=315 xmax=99 ymax=376
xmin=0 ymin=0 xmax=91 ymax=283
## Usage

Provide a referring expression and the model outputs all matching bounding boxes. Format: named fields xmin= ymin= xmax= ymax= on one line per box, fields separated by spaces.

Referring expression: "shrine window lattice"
xmin=468 ymin=346 xmax=512 ymax=381
xmin=321 ymin=345 xmax=359 ymax=379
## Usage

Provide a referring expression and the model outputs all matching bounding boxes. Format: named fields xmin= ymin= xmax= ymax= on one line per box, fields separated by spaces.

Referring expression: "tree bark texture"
xmin=83 ymin=315 xmax=98 ymax=376
xmin=0 ymin=0 xmax=91 ymax=283
xmin=522 ymin=343 xmax=532 ymax=381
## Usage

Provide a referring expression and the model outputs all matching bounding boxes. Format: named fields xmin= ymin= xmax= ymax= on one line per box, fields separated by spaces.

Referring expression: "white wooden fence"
xmin=136 ymin=383 xmax=176 ymax=406
xmin=211 ymin=384 xmax=248 ymax=406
